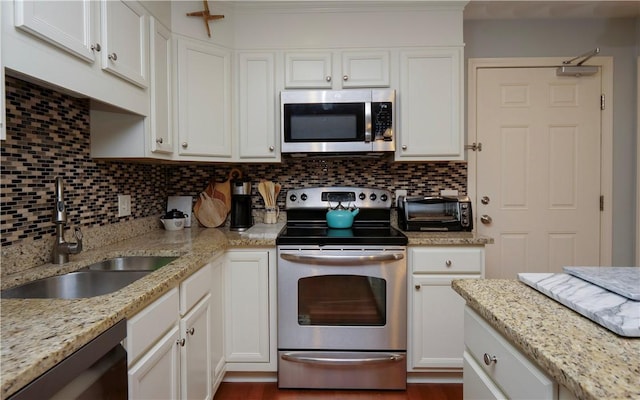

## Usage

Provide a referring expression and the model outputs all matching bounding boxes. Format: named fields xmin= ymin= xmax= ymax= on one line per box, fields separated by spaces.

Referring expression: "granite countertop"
xmin=1 ymin=225 xmax=488 ymax=399
xmin=453 ymin=279 xmax=640 ymax=400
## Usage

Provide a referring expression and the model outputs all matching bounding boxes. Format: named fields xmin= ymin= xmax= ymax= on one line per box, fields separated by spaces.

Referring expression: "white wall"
xmin=464 ymin=17 xmax=639 ymax=266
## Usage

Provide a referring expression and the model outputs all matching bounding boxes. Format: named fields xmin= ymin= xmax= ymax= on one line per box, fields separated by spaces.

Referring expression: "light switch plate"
xmin=118 ymin=194 xmax=131 ymax=217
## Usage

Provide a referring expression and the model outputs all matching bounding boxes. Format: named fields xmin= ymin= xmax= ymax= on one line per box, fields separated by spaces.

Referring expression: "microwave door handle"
xmin=364 ymin=102 xmax=372 ymax=143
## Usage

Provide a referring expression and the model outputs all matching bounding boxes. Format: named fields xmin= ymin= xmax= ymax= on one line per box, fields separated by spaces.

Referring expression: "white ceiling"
xmin=464 ymin=1 xmax=640 ymax=20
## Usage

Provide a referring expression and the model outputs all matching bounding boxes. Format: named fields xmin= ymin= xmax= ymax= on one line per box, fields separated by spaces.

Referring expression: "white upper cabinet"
xmin=99 ymin=0 xmax=148 ymax=88
xmin=149 ymin=17 xmax=172 ymax=154
xmin=285 ymin=52 xmax=333 ymax=89
xmin=237 ymin=52 xmax=279 ymax=161
xmin=5 ymin=0 xmax=149 ymax=115
xmin=175 ymin=37 xmax=232 ymax=160
xmin=341 ymin=51 xmax=390 ymax=88
xmin=285 ymin=50 xmax=390 ymax=89
xmin=396 ymin=47 xmax=463 ymax=161
xmin=14 ymin=0 xmax=97 ymax=63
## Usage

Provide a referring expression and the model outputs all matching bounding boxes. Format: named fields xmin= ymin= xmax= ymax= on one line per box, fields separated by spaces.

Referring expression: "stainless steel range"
xmin=276 ymin=186 xmax=408 ymax=390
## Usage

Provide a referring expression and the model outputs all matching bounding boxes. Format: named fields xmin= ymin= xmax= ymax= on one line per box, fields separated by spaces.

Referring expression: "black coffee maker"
xmin=230 ymin=177 xmax=253 ymax=231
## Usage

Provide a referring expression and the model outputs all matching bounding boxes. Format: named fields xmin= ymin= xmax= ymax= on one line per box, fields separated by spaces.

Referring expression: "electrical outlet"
xmin=395 ymin=189 xmax=407 ymax=207
xmin=118 ymin=194 xmax=131 ymax=217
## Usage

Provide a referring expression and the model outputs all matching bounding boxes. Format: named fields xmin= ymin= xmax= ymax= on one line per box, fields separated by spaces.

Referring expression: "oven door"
xmin=277 ymin=246 xmax=407 ymax=351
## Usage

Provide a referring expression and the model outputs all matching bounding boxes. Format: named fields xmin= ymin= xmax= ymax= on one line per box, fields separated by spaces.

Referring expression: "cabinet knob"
xmin=325 ymin=76 xmax=332 ymax=82
xmin=181 ymin=142 xmax=188 ymax=148
xmin=402 ymin=145 xmax=407 ymax=150
xmin=156 ymin=137 xmax=164 ymax=144
xmin=177 ymin=338 xmax=186 ymax=347
xmin=415 ymin=284 xmax=421 ymax=291
xmin=343 ymin=75 xmax=349 ymax=81
xmin=269 ymin=145 xmax=274 ymax=152
xmin=187 ymin=327 xmax=195 ymax=335
xmin=445 ymin=260 xmax=452 ymax=267
xmin=91 ymin=43 xmax=101 ymax=52
xmin=108 ymin=53 xmax=118 ymax=61
xmin=483 ymin=353 xmax=497 ymax=365
xmin=480 ymin=215 xmax=493 ymax=225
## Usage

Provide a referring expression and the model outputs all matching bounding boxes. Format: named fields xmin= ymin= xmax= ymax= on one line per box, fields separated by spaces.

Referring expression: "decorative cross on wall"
xmin=186 ymin=0 xmax=224 ymax=38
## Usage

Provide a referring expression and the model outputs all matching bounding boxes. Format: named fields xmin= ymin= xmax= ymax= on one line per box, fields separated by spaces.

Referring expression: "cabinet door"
xmin=180 ymin=295 xmax=212 ymax=400
xmin=411 ymin=274 xmax=478 ymax=369
xmin=238 ymin=52 xmax=279 ymax=160
xmin=149 ymin=17 xmax=172 ymax=154
xmin=284 ymin=52 xmax=332 ymax=89
xmin=128 ymin=325 xmax=180 ymax=400
xmin=176 ymin=38 xmax=232 ymax=159
xmin=210 ymin=257 xmax=225 ymax=390
xmin=14 ymin=0 xmax=97 ymax=63
xmin=341 ymin=51 xmax=390 ymax=88
xmin=463 ymin=351 xmax=506 ymax=400
xmin=100 ymin=0 xmax=148 ymax=88
xmin=397 ymin=47 xmax=463 ymax=161
xmin=224 ymin=251 xmax=270 ymax=364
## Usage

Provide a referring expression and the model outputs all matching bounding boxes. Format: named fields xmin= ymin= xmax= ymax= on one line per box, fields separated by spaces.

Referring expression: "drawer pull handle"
xmin=483 ymin=353 xmax=497 ymax=365
xmin=445 ymin=260 xmax=452 ymax=267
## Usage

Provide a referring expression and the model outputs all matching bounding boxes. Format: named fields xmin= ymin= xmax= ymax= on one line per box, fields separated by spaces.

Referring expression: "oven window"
xmin=407 ymin=202 xmax=459 ymax=221
xmin=297 ymin=275 xmax=386 ymax=326
xmin=284 ymin=103 xmax=365 ymax=142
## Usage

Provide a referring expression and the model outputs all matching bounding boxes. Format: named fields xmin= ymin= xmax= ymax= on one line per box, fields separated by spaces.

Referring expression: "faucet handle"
xmin=73 ymin=227 xmax=83 ymax=253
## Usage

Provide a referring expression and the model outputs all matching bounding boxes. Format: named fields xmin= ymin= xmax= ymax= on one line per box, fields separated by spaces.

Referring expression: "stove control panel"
xmin=286 ymin=187 xmax=393 ymax=210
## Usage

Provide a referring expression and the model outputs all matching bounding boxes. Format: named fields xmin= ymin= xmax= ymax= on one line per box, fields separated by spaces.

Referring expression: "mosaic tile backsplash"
xmin=1 ymin=76 xmax=466 ymax=251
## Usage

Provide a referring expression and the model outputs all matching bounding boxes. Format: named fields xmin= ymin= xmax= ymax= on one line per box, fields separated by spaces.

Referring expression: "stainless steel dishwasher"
xmin=9 ymin=319 xmax=128 ymax=400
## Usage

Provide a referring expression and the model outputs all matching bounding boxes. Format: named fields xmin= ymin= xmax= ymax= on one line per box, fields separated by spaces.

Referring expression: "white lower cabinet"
xmin=127 ymin=260 xmax=218 ymax=400
xmin=224 ymin=249 xmax=277 ymax=372
xmin=408 ymin=246 xmax=484 ymax=371
xmin=463 ymin=307 xmax=577 ymax=400
xmin=209 ymin=256 xmax=225 ymax=391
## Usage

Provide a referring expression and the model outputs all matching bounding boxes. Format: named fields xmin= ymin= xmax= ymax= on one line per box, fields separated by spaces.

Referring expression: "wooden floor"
xmin=213 ymin=382 xmax=462 ymax=400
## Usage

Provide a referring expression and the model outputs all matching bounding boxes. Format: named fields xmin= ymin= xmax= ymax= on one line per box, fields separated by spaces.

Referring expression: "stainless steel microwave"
xmin=280 ymin=89 xmax=395 ymax=154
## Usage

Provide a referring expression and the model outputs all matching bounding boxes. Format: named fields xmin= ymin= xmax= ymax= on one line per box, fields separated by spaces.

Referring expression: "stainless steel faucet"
xmin=52 ymin=177 xmax=82 ymax=264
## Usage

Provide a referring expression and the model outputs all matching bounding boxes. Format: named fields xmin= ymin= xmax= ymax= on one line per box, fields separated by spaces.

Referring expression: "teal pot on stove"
xmin=326 ymin=207 xmax=360 ymax=229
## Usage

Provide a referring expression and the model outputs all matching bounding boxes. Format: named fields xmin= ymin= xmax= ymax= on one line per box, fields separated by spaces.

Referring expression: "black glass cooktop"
xmin=276 ymin=225 xmax=408 ymax=246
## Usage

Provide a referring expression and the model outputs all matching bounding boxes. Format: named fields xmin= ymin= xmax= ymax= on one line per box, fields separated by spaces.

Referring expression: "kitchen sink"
xmin=1 ymin=256 xmax=178 ymax=299
xmin=85 ymin=256 xmax=178 ymax=271
xmin=0 ymin=270 xmax=151 ymax=299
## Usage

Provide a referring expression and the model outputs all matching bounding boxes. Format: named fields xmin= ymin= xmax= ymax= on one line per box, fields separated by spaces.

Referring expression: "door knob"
xmin=480 ymin=215 xmax=492 ymax=225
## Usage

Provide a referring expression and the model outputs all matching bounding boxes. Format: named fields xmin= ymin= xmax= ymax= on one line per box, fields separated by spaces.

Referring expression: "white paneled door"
xmin=476 ymin=67 xmax=602 ymax=278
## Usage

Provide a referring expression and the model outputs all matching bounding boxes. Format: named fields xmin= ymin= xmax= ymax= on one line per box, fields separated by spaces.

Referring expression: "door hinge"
xmin=600 ymin=95 xmax=605 ymax=110
xmin=600 ymin=195 xmax=604 ymax=211
xmin=465 ymin=142 xmax=482 ymax=152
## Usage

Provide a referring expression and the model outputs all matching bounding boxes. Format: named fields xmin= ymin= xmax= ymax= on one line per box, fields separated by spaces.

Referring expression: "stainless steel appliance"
xmin=9 ymin=320 xmax=127 ymax=399
xmin=280 ymin=89 xmax=395 ymax=154
xmin=397 ymin=195 xmax=473 ymax=232
xmin=276 ymin=187 xmax=408 ymax=390
xmin=230 ymin=177 xmax=253 ymax=231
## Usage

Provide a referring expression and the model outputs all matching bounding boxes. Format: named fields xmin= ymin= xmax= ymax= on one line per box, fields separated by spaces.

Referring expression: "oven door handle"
xmin=279 ymin=252 xmax=404 ymax=265
xmin=281 ymin=352 xmax=405 ymax=366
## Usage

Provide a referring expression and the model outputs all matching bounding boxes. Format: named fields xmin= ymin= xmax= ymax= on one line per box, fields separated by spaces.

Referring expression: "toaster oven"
xmin=397 ymin=196 xmax=473 ymax=232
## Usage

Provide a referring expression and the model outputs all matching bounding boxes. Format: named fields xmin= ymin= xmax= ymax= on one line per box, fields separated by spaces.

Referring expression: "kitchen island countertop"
xmin=453 ymin=279 xmax=640 ymax=400
xmin=1 ymin=226 xmax=488 ymax=399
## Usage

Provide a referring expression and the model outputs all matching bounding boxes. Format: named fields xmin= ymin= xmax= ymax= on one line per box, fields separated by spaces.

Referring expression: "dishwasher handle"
xmin=279 ymin=252 xmax=404 ymax=266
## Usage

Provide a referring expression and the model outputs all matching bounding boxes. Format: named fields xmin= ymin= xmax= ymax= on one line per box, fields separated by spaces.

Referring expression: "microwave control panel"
xmin=372 ymin=102 xmax=393 ymax=141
